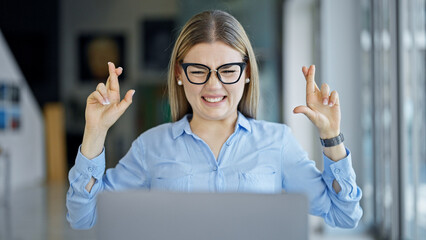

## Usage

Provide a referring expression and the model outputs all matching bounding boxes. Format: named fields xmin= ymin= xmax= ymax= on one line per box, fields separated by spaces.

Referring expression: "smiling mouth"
xmin=202 ymin=96 xmax=226 ymax=103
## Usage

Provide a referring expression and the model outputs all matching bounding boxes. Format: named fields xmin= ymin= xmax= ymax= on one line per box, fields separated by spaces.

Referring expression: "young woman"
xmin=66 ymin=10 xmax=362 ymax=230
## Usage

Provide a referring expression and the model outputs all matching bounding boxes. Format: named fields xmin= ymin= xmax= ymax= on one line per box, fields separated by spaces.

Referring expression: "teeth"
xmin=204 ymin=97 xmax=224 ymax=103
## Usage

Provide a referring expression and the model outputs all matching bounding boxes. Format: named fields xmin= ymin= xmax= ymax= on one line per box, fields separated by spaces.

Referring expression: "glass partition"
xmin=361 ymin=0 xmax=426 ymax=239
xmin=399 ymin=0 xmax=426 ymax=239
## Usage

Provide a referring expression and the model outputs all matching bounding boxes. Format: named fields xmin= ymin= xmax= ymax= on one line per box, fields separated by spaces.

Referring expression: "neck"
xmin=190 ymin=112 xmax=238 ymax=136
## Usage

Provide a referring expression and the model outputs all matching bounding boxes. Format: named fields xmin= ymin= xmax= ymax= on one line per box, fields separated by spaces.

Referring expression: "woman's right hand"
xmin=85 ymin=62 xmax=135 ymax=132
xmin=81 ymin=62 xmax=135 ymax=160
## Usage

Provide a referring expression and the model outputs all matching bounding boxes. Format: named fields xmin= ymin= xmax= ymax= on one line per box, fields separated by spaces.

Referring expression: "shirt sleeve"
xmin=281 ymin=125 xmax=363 ymax=228
xmin=66 ymin=137 xmax=150 ymax=229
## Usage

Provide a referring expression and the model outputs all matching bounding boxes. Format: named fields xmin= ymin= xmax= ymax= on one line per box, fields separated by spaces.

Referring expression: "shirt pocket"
xmin=150 ymin=162 xmax=191 ymax=192
xmin=238 ymin=166 xmax=277 ymax=193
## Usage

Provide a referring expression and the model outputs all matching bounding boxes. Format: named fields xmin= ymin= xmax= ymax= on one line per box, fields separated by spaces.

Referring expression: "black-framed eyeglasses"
xmin=181 ymin=62 xmax=247 ymax=85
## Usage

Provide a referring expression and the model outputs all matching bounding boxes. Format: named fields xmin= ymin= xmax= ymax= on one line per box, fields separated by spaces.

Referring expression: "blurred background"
xmin=0 ymin=0 xmax=424 ymax=239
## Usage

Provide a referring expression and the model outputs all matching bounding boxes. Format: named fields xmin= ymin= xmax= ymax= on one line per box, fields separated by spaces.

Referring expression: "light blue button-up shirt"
xmin=66 ymin=112 xmax=362 ymax=229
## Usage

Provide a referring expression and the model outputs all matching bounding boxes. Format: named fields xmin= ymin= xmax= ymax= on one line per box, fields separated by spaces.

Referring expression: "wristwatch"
xmin=320 ymin=133 xmax=344 ymax=147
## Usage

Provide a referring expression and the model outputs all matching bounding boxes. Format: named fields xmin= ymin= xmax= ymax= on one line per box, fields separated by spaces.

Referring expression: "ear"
xmin=245 ymin=62 xmax=251 ymax=79
xmin=174 ymin=64 xmax=183 ymax=81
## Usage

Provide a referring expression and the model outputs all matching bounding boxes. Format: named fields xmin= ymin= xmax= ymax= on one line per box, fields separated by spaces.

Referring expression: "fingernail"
xmin=104 ymin=98 xmax=110 ymax=105
xmin=329 ymin=102 xmax=333 ymax=107
xmin=131 ymin=90 xmax=135 ymax=96
xmin=108 ymin=62 xmax=111 ymax=65
xmin=323 ymin=99 xmax=328 ymax=105
xmin=119 ymin=67 xmax=123 ymax=70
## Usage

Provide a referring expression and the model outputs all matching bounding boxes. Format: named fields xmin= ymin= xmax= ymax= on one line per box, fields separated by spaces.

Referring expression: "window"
xmin=399 ymin=0 xmax=426 ymax=239
xmin=361 ymin=0 xmax=426 ymax=239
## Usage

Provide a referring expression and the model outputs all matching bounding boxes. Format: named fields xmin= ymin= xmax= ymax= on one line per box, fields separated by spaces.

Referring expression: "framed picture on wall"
xmin=141 ymin=19 xmax=176 ymax=74
xmin=78 ymin=34 xmax=125 ymax=82
xmin=0 ymin=108 xmax=5 ymax=130
xmin=0 ymin=83 xmax=6 ymax=102
xmin=0 ymin=82 xmax=21 ymax=131
xmin=0 ymin=83 xmax=6 ymax=130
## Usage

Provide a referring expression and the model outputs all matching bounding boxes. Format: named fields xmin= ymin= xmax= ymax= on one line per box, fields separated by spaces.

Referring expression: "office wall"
xmin=60 ymin=0 xmax=178 ymax=166
xmin=0 ymin=30 xmax=45 ymax=190
xmin=283 ymin=0 xmax=318 ymax=163
xmin=60 ymin=0 xmax=178 ymax=100
xmin=320 ymin=0 xmax=362 ymax=174
xmin=283 ymin=0 xmax=362 ymax=170
xmin=283 ymin=0 xmax=363 ymax=233
xmin=320 ymin=0 xmax=363 ymax=233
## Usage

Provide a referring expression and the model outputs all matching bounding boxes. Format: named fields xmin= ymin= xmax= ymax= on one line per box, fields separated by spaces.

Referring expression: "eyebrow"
xmin=190 ymin=65 xmax=208 ymax=69
xmin=219 ymin=64 xmax=235 ymax=69
xmin=182 ymin=62 xmax=244 ymax=68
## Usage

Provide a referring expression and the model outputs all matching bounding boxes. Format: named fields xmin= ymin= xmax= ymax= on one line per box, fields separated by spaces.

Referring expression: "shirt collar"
xmin=171 ymin=111 xmax=252 ymax=140
xmin=236 ymin=111 xmax=252 ymax=133
xmin=171 ymin=114 xmax=193 ymax=139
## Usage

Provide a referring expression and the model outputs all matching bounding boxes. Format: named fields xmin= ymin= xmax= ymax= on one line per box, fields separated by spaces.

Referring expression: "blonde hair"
xmin=167 ymin=10 xmax=259 ymax=122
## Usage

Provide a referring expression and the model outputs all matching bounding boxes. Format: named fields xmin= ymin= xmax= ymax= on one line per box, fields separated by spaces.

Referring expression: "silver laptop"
xmin=96 ymin=190 xmax=308 ymax=240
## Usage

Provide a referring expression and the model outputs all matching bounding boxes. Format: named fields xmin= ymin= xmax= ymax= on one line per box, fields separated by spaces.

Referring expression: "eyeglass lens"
xmin=186 ymin=64 xmax=242 ymax=84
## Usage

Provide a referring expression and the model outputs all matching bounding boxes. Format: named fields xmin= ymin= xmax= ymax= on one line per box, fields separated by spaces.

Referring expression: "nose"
xmin=205 ymin=70 xmax=222 ymax=88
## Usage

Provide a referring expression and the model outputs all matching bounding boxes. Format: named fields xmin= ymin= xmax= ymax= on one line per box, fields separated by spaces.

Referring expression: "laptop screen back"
xmin=96 ymin=190 xmax=308 ymax=240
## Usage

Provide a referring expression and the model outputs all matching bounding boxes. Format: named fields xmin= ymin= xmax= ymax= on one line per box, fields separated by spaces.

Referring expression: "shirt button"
xmin=334 ymin=168 xmax=341 ymax=174
xmin=88 ymin=167 xmax=94 ymax=172
xmin=213 ymin=167 xmax=217 ymax=171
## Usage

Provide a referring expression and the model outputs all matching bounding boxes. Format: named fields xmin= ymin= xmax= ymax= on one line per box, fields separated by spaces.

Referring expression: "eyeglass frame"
xmin=180 ymin=62 xmax=247 ymax=85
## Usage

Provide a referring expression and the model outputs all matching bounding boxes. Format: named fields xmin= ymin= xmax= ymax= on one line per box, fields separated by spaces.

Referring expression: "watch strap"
xmin=320 ymin=133 xmax=344 ymax=147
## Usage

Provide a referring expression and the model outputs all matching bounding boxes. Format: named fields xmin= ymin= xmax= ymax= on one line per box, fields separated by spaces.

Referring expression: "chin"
xmin=198 ymin=109 xmax=236 ymax=121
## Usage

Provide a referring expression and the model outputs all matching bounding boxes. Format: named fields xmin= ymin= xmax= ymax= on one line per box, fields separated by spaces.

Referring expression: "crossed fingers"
xmin=302 ymin=65 xmax=339 ymax=107
xmin=106 ymin=62 xmax=122 ymax=92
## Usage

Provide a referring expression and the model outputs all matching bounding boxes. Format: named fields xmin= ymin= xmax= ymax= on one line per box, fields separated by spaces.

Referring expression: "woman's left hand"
xmin=293 ymin=65 xmax=341 ymax=139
